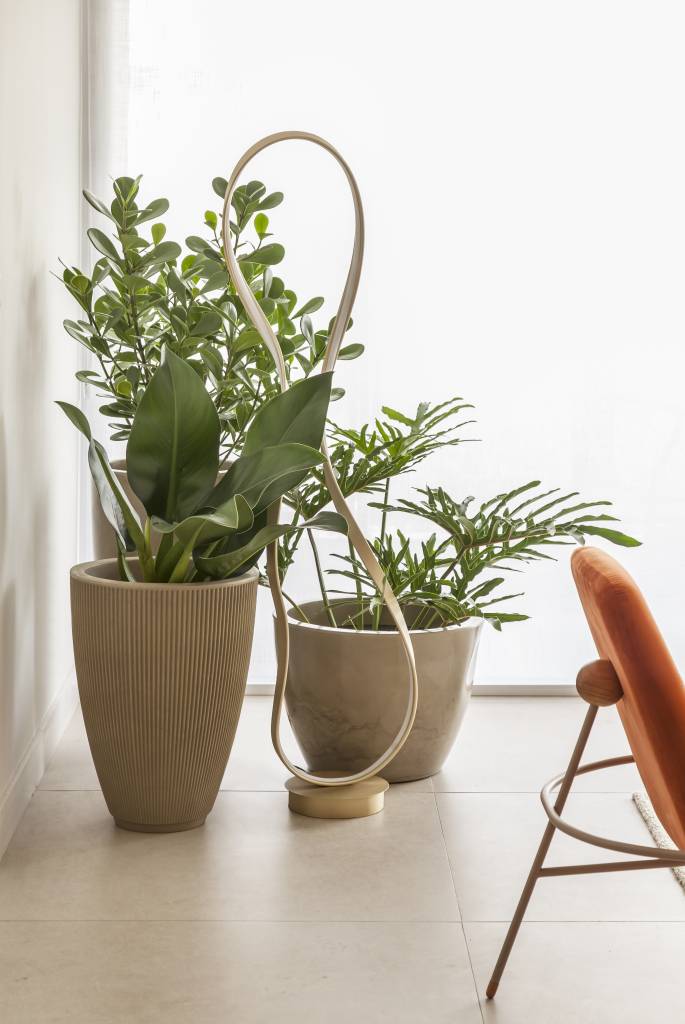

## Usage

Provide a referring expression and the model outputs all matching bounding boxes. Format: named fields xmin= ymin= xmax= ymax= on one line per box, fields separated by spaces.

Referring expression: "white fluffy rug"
xmin=632 ymin=792 xmax=685 ymax=890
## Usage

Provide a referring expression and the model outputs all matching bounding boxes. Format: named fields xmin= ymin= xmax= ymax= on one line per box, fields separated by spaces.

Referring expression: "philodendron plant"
xmin=60 ymin=175 xmax=362 ymax=462
xmin=279 ymin=396 xmax=640 ymax=630
xmin=59 ymin=349 xmax=346 ymax=583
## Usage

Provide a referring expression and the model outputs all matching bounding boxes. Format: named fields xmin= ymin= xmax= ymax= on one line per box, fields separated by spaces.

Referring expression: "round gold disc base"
xmin=285 ymin=772 xmax=389 ymax=819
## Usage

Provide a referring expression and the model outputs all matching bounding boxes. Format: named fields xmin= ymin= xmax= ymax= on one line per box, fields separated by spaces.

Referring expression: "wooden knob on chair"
xmin=576 ymin=660 xmax=623 ymax=706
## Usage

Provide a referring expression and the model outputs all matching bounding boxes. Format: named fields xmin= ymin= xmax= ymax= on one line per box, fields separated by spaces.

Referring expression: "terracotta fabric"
xmin=571 ymin=547 xmax=685 ymax=849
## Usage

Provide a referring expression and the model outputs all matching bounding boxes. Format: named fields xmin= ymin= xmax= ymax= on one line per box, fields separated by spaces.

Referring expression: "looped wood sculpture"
xmin=221 ymin=132 xmax=419 ymax=816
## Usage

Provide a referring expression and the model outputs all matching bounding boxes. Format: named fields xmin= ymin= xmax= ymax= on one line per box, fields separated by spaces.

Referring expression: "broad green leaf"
xmin=257 ymin=191 xmax=284 ymax=210
xmin=151 ymin=223 xmax=166 ymax=244
xmin=87 ymin=228 xmax=120 ymax=261
xmin=189 ymin=310 xmax=223 ymax=336
xmin=146 ymin=241 xmax=182 ymax=265
xmin=254 ymin=213 xmax=269 ymax=238
xmin=186 ymin=235 xmax=211 ymax=254
xmin=239 ymin=243 xmax=284 ymax=266
xmin=135 ymin=197 xmax=170 ymax=225
xmin=243 ymin=373 xmax=332 ymax=455
xmin=212 ymin=176 xmax=228 ymax=199
xmin=209 ymin=443 xmax=324 ymax=512
xmin=294 ymin=296 xmax=324 ymax=317
xmin=127 ymin=347 xmax=221 ymax=522
xmin=152 ymin=494 xmax=253 ymax=546
xmin=90 ymin=440 xmax=147 ymax=555
xmin=82 ymin=189 xmax=113 ymax=220
xmin=338 ymin=343 xmax=365 ymax=360
xmin=196 ymin=510 xmax=347 ymax=580
xmin=56 ymin=400 xmax=91 ymax=440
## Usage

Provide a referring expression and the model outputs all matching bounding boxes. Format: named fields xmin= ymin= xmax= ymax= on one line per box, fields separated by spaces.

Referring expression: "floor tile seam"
xmin=432 ymin=789 xmax=485 ymax=1023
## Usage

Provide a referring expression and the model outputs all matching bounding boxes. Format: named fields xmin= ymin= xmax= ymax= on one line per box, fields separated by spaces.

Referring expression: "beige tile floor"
xmin=1 ymin=696 xmax=684 ymax=1023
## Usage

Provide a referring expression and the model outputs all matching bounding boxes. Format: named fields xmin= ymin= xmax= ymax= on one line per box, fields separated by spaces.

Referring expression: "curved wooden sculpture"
xmin=221 ymin=133 xmax=418 ymax=813
xmin=487 ymin=546 xmax=685 ymax=997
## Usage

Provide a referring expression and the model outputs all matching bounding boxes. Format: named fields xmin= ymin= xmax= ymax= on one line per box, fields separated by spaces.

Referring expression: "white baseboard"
xmin=246 ymin=682 xmax=578 ymax=697
xmin=0 ymin=671 xmax=79 ymax=858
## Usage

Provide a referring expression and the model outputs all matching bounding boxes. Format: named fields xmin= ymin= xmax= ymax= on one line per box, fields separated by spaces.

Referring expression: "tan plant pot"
xmin=283 ymin=601 xmax=482 ymax=783
xmin=70 ymin=559 xmax=259 ymax=831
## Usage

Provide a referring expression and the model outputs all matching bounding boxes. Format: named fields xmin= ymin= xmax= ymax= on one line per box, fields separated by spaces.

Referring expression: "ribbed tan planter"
xmin=283 ymin=601 xmax=482 ymax=783
xmin=70 ymin=559 xmax=258 ymax=832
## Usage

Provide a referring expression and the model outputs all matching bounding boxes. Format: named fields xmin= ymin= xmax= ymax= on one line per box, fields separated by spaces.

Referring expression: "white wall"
xmin=0 ymin=0 xmax=83 ymax=852
xmin=90 ymin=0 xmax=685 ymax=686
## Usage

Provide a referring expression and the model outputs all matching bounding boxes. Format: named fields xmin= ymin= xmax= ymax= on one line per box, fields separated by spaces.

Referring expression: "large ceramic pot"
xmin=70 ymin=558 xmax=258 ymax=832
xmin=283 ymin=601 xmax=483 ymax=783
xmin=91 ymin=459 xmax=144 ymax=560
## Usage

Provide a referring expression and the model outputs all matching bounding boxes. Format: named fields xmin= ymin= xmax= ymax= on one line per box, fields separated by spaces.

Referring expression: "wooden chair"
xmin=487 ymin=546 xmax=685 ymax=998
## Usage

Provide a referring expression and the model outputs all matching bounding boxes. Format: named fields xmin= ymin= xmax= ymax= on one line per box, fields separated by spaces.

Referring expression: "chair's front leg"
xmin=485 ymin=702 xmax=599 ymax=998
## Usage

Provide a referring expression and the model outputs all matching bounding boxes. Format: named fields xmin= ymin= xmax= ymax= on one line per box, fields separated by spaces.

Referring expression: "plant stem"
xmin=281 ymin=589 xmax=311 ymax=623
xmin=308 ymin=529 xmax=337 ymax=627
xmin=348 ymin=537 xmax=364 ymax=621
xmin=373 ymin=477 xmax=391 ymax=631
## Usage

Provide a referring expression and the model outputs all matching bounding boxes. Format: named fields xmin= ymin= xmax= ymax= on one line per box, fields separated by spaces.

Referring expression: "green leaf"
xmin=135 ymin=197 xmax=170 ymax=225
xmin=153 ymin=493 xmax=253 ymax=547
xmin=56 ymin=400 xmax=91 ymax=440
xmin=243 ymin=373 xmax=332 ymax=455
xmin=127 ymin=347 xmax=221 ymax=522
xmin=239 ymin=243 xmax=284 ymax=266
xmin=294 ymin=296 xmax=325 ymax=317
xmin=116 ymin=539 xmax=136 ymax=582
xmin=186 ymin=235 xmax=211 ymax=254
xmin=82 ymin=189 xmax=113 ymax=220
xmin=196 ymin=510 xmax=347 ymax=580
xmin=209 ymin=443 xmax=324 ymax=513
xmin=258 ymin=191 xmax=284 ymax=210
xmin=189 ymin=310 xmax=223 ymax=337
xmin=212 ymin=176 xmax=228 ymax=199
xmin=87 ymin=228 xmax=120 ymax=261
xmin=146 ymin=241 xmax=182 ymax=265
xmin=338 ymin=343 xmax=365 ymax=360
xmin=151 ymin=223 xmax=166 ymax=244
xmin=580 ymin=525 xmax=641 ymax=547
xmin=90 ymin=439 xmax=147 ymax=556
xmin=254 ymin=212 xmax=269 ymax=237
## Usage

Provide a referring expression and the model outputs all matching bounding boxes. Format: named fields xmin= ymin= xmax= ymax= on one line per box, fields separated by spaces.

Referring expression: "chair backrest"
xmin=572 ymin=547 xmax=685 ymax=849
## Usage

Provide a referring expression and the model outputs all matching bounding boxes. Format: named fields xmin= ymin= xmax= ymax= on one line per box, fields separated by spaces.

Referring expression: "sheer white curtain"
xmin=84 ymin=0 xmax=685 ymax=686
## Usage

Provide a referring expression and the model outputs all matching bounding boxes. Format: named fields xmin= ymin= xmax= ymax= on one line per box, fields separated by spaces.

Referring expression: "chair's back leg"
xmin=485 ymin=704 xmax=598 ymax=999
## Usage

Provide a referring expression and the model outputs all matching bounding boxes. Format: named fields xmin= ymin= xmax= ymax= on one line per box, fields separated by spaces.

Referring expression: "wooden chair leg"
xmin=485 ymin=704 xmax=599 ymax=998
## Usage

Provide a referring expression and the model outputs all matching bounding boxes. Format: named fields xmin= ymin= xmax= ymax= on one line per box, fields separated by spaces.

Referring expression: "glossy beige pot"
xmin=70 ymin=559 xmax=258 ymax=831
xmin=283 ymin=601 xmax=482 ymax=783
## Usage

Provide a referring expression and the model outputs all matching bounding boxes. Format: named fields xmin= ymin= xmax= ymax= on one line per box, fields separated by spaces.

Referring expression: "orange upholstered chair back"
xmin=571 ymin=547 xmax=685 ymax=848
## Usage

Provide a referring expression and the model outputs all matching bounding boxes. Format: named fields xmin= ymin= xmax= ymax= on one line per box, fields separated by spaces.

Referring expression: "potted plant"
xmin=277 ymin=398 xmax=640 ymax=782
xmin=60 ymin=174 xmax=363 ymax=556
xmin=60 ymin=349 xmax=345 ymax=831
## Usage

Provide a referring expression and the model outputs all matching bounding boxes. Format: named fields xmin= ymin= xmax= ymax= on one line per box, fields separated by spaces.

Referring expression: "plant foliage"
xmin=59 ymin=349 xmax=346 ymax=583
xmin=60 ymin=175 xmax=363 ymax=460
xmin=280 ymin=401 xmax=640 ymax=630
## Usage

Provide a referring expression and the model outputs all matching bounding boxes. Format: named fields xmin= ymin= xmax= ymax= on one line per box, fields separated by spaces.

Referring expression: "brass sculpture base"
xmin=285 ymin=772 xmax=389 ymax=819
